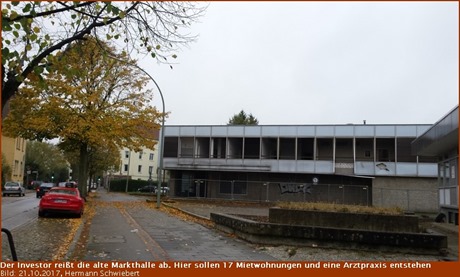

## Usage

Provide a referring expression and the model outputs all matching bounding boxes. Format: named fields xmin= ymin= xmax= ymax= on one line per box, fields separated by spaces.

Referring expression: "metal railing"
xmin=167 ymin=178 xmax=372 ymax=206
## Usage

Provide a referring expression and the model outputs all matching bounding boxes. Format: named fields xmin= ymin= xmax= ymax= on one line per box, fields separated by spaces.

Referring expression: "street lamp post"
xmin=135 ymin=69 xmax=165 ymax=209
xmin=107 ymin=55 xmax=165 ymax=208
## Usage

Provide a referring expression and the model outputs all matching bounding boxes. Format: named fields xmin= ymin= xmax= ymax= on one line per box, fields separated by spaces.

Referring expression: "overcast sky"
xmin=141 ymin=1 xmax=458 ymax=126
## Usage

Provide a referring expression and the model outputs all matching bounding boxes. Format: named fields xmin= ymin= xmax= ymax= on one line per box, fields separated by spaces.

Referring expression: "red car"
xmin=38 ymin=187 xmax=85 ymax=218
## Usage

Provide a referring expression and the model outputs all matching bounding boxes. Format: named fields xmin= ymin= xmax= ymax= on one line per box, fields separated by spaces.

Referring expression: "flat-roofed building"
xmin=412 ymin=106 xmax=458 ymax=225
xmin=162 ymin=124 xmax=439 ymax=213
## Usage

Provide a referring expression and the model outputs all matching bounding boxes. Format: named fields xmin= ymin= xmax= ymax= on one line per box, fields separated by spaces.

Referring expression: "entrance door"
xmin=194 ymin=179 xmax=206 ymax=198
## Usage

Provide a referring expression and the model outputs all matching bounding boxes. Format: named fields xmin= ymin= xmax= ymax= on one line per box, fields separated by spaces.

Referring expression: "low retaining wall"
xmin=269 ymin=208 xmax=420 ymax=232
xmin=210 ymin=213 xmax=448 ymax=254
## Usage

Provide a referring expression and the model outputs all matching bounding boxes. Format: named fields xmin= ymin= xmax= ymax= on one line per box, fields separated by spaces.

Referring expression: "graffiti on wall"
xmin=279 ymin=183 xmax=312 ymax=194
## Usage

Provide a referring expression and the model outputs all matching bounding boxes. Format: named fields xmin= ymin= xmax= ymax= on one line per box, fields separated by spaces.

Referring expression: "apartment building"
xmin=113 ymin=129 xmax=161 ymax=182
xmin=116 ymin=147 xmax=159 ymax=181
xmin=1 ymin=135 xmax=27 ymax=183
xmin=161 ymin=124 xmax=439 ymax=212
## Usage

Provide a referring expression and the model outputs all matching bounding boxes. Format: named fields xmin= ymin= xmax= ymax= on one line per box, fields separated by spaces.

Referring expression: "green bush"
xmin=108 ymin=179 xmax=161 ymax=192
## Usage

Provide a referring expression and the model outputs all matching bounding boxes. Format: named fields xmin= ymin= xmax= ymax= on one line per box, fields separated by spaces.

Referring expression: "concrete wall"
xmin=211 ymin=213 xmax=447 ymax=254
xmin=268 ymin=208 xmax=420 ymax=232
xmin=372 ymin=176 xmax=438 ymax=213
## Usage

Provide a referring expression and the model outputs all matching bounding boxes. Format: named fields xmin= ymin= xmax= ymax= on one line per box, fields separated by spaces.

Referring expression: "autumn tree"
xmin=2 ymin=38 xmax=161 ymax=196
xmin=25 ymin=141 xmax=69 ymax=182
xmin=1 ymin=1 xmax=205 ymax=118
xmin=228 ymin=110 xmax=259 ymax=125
xmin=61 ymin=140 xmax=120 ymax=188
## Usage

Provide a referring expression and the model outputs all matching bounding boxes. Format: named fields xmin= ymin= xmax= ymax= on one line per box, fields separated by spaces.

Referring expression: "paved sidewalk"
xmin=80 ymin=188 xmax=458 ymax=261
xmin=82 ymin=189 xmax=276 ymax=261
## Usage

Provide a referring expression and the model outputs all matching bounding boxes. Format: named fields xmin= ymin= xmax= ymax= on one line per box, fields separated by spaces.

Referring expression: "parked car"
xmin=28 ymin=180 xmax=43 ymax=190
xmin=36 ymin=183 xmax=55 ymax=198
xmin=38 ymin=187 xmax=85 ymax=218
xmin=137 ymin=185 xmax=169 ymax=195
xmin=137 ymin=185 xmax=156 ymax=193
xmin=2 ymin=182 xmax=25 ymax=197
xmin=155 ymin=187 xmax=170 ymax=195
xmin=65 ymin=181 xmax=78 ymax=188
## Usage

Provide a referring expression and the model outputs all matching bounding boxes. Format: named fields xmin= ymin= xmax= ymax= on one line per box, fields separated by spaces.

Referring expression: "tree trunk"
xmin=1 ymin=74 xmax=20 ymax=120
xmin=78 ymin=143 xmax=89 ymax=197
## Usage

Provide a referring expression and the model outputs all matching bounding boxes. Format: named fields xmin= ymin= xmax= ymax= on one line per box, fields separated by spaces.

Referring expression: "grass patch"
xmin=277 ymin=202 xmax=403 ymax=215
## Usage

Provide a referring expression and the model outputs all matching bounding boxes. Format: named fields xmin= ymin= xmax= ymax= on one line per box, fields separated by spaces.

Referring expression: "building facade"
xmin=162 ymin=124 xmax=439 ymax=212
xmin=1 ymin=135 xmax=27 ymax=183
xmin=115 ymin=147 xmax=159 ymax=181
xmin=108 ymin=129 xmax=162 ymax=183
xmin=412 ymin=106 xmax=458 ymax=225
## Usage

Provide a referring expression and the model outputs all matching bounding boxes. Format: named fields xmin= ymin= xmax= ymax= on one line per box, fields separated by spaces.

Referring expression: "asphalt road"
xmin=1 ymin=190 xmax=39 ymax=230
xmin=1 ymin=190 xmax=84 ymax=261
